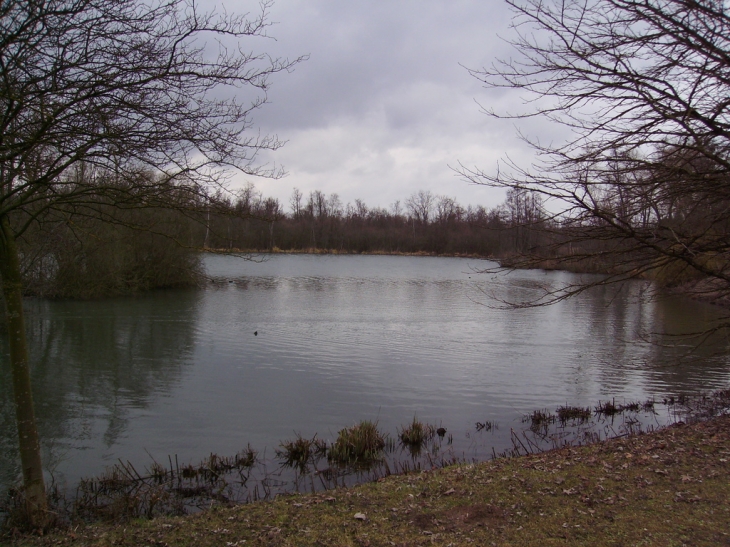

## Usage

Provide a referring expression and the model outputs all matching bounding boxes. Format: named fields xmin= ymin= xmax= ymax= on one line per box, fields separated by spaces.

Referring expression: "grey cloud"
xmin=224 ymin=0 xmax=543 ymax=209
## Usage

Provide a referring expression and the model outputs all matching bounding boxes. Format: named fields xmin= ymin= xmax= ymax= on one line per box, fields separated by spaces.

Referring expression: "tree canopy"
xmin=0 ymin=0 xmax=303 ymax=526
xmin=462 ymin=0 xmax=730 ymax=307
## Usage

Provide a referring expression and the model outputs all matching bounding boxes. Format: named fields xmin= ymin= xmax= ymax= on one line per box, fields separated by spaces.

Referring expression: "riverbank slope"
xmin=8 ymin=414 xmax=730 ymax=547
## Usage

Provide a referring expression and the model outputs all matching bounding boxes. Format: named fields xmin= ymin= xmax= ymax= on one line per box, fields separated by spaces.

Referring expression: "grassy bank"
xmin=7 ymin=414 xmax=730 ymax=546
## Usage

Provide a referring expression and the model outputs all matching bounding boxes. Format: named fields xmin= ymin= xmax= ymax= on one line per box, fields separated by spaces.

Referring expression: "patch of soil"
xmin=413 ymin=503 xmax=506 ymax=532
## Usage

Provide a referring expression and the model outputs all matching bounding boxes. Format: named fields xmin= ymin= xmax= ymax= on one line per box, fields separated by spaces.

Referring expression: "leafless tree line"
xmin=13 ymin=180 xmax=550 ymax=299
xmin=194 ymin=185 xmax=534 ymax=256
xmin=459 ymin=0 xmax=730 ymax=308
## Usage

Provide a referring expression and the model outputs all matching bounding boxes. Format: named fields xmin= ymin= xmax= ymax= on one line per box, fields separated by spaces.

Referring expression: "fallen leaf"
xmin=354 ymin=513 xmax=367 ymax=521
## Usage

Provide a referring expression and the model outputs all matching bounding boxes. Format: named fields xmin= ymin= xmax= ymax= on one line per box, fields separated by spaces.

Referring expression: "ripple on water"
xmin=1 ymin=254 xmax=728 ymax=491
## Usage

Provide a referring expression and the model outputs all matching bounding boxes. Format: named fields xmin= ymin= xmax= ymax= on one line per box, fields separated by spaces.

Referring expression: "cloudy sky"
xmin=229 ymin=0 xmax=540 ymax=213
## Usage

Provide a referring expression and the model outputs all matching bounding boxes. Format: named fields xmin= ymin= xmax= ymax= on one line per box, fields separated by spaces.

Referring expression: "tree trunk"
xmin=0 ymin=216 xmax=48 ymax=527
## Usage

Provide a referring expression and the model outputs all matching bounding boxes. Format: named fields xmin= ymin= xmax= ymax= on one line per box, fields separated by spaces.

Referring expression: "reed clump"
xmin=523 ymin=409 xmax=555 ymax=433
xmin=556 ymin=405 xmax=592 ymax=424
xmin=276 ymin=434 xmax=326 ymax=470
xmin=328 ymin=421 xmax=386 ymax=466
xmin=234 ymin=445 xmax=259 ymax=469
xmin=595 ymin=399 xmax=621 ymax=416
xmin=398 ymin=417 xmax=435 ymax=448
xmin=475 ymin=421 xmax=495 ymax=431
xmin=642 ymin=398 xmax=656 ymax=411
xmin=622 ymin=400 xmax=641 ymax=412
xmin=397 ymin=417 xmax=438 ymax=456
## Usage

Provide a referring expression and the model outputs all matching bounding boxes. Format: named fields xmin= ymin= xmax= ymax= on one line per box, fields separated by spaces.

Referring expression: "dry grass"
xmin=8 ymin=415 xmax=730 ymax=546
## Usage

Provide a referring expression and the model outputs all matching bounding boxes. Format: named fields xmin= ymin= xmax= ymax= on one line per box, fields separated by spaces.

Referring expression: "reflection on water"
xmin=0 ymin=291 xmax=200 ymax=488
xmin=1 ymin=254 xmax=729 ymax=492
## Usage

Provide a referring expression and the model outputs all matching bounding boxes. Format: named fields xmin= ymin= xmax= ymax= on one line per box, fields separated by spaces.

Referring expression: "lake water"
xmin=1 ymin=254 xmax=729 ymax=492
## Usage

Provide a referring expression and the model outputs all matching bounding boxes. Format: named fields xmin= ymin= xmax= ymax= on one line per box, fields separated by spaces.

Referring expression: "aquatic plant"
xmin=522 ymin=409 xmax=555 ymax=433
xmin=398 ymin=417 xmax=435 ymax=448
xmin=555 ymin=405 xmax=592 ymax=424
xmin=622 ymin=401 xmax=641 ymax=412
xmin=595 ymin=399 xmax=621 ymax=416
xmin=235 ymin=445 xmax=259 ymax=469
xmin=276 ymin=434 xmax=325 ymax=471
xmin=328 ymin=421 xmax=386 ymax=466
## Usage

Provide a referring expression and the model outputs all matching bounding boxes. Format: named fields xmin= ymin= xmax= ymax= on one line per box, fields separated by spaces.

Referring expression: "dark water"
xmin=1 ymin=254 xmax=729 ymax=492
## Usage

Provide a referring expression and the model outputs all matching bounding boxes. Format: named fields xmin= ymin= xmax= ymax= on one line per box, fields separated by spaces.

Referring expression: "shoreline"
xmin=204 ymin=247 xmax=498 ymax=260
xmin=206 ymin=248 xmax=730 ymax=309
xmin=7 ymin=391 xmax=730 ymax=546
xmin=9 ymin=416 xmax=730 ymax=546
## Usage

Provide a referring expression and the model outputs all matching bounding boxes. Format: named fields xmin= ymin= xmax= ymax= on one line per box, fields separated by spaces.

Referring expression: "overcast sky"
xmin=228 ymin=0 xmax=538 ymax=213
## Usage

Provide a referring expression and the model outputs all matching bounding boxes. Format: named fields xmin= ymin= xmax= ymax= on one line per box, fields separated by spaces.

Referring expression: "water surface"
xmin=1 ymin=254 xmax=728 ymax=491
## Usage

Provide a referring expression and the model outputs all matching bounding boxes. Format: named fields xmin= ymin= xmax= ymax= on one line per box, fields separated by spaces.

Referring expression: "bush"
xmin=19 ymin=209 xmax=202 ymax=299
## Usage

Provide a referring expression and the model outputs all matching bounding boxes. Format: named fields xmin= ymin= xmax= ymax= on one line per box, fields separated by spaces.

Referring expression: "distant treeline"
xmin=13 ymin=177 xmax=711 ymax=300
xmin=17 ymin=182 xmax=548 ymax=298
xmin=203 ymin=183 xmax=721 ymax=295
xmin=200 ymin=185 xmax=513 ymax=256
xmin=29 ymin=176 xmax=686 ymax=300
xmin=24 ymin=177 xmax=700 ymax=301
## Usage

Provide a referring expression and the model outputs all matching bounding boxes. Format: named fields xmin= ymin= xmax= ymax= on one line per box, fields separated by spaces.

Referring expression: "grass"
xmin=397 ymin=417 xmax=435 ymax=449
xmin=276 ymin=434 xmax=326 ymax=471
xmin=327 ymin=421 xmax=387 ymax=466
xmin=474 ymin=420 xmax=495 ymax=432
xmin=8 ymin=414 xmax=730 ymax=546
xmin=595 ymin=399 xmax=622 ymax=416
xmin=206 ymin=247 xmax=493 ymax=260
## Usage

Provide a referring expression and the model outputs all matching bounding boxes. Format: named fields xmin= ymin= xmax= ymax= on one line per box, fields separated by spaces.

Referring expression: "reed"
xmin=555 ymin=405 xmax=592 ymax=424
xmin=398 ymin=417 xmax=435 ymax=448
xmin=327 ymin=421 xmax=386 ymax=466
xmin=276 ymin=434 xmax=325 ymax=470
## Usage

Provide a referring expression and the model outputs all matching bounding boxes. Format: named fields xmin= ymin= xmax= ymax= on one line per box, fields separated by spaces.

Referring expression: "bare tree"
xmin=308 ymin=190 xmax=329 ymax=219
xmin=289 ymin=187 xmax=304 ymax=219
xmin=406 ymin=190 xmax=435 ymax=224
xmin=461 ymin=0 xmax=730 ymax=307
xmin=327 ymin=193 xmax=343 ymax=219
xmin=434 ymin=195 xmax=462 ymax=225
xmin=262 ymin=197 xmax=283 ymax=249
xmin=0 ymin=0 xmax=303 ymax=526
xmin=501 ymin=188 xmax=544 ymax=253
xmin=354 ymin=198 xmax=369 ymax=219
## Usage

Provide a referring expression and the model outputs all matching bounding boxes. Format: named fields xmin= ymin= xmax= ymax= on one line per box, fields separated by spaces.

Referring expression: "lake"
xmin=1 ymin=253 xmax=729 ymax=493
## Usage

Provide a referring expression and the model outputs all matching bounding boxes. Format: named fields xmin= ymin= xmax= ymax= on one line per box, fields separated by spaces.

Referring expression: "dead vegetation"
xmin=6 ymin=413 xmax=730 ymax=546
xmin=4 ymin=390 xmax=730 ymax=544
